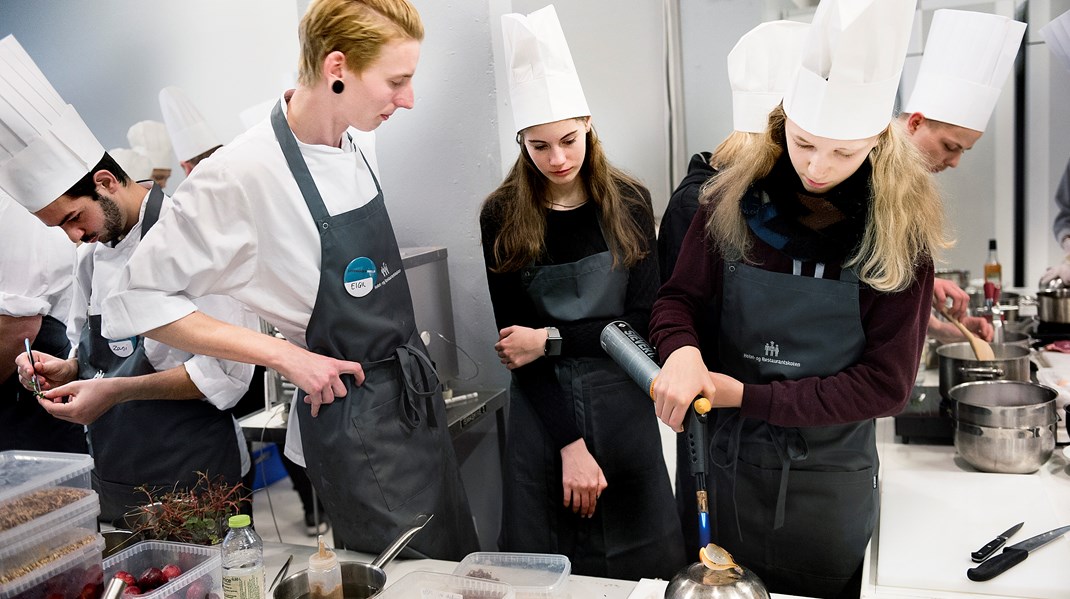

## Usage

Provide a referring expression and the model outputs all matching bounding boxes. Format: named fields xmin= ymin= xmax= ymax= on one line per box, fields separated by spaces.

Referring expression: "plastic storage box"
xmin=0 ymin=534 xmax=104 ymax=599
xmin=377 ymin=571 xmax=515 ymax=599
xmin=103 ymin=541 xmax=221 ymax=599
xmin=0 ymin=451 xmax=95 ymax=539
xmin=1 ymin=500 xmax=100 ymax=583
xmin=453 ymin=553 xmax=569 ymax=599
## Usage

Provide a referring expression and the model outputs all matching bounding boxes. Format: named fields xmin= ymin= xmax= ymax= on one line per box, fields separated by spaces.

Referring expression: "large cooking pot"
xmin=948 ymin=381 xmax=1058 ymax=474
xmin=936 ymin=343 xmax=1031 ymax=400
xmin=273 ymin=514 xmax=431 ymax=599
xmin=664 ymin=563 xmax=769 ymax=599
xmin=1035 ymin=288 xmax=1070 ymax=324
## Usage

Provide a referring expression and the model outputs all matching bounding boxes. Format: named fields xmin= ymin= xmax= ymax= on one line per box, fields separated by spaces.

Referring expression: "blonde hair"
xmin=298 ymin=0 xmax=424 ymax=87
xmin=705 ymin=105 xmax=949 ymax=292
xmin=708 ymin=131 xmax=762 ymax=170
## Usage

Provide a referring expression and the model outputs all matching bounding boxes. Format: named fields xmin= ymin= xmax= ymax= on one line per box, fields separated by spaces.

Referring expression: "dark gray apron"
xmin=1 ymin=315 xmax=87 ymax=453
xmin=710 ymin=259 xmax=876 ymax=598
xmin=77 ymin=184 xmax=241 ymax=522
xmin=271 ymin=102 xmax=478 ymax=560
xmin=501 ymin=239 xmax=686 ymax=580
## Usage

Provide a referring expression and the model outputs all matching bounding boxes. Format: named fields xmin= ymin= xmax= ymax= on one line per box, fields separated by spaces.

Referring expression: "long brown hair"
xmin=704 ymin=105 xmax=949 ymax=292
xmin=483 ymin=119 xmax=651 ymax=273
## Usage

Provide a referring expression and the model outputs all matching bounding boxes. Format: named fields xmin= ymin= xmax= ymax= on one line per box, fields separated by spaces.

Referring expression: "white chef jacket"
xmin=0 ymin=195 xmax=75 ymax=322
xmin=83 ymin=183 xmax=257 ymax=473
xmin=103 ymin=92 xmax=381 ymax=466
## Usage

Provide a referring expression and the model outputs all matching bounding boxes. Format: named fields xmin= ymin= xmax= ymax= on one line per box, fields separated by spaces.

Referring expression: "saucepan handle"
xmin=371 ymin=513 xmax=433 ymax=569
xmin=959 ymin=366 xmax=1004 ymax=379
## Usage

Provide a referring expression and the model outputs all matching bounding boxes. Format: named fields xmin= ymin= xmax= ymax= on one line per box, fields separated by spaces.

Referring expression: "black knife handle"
xmin=971 ymin=537 xmax=1006 ymax=563
xmin=967 ymin=548 xmax=1028 ymax=581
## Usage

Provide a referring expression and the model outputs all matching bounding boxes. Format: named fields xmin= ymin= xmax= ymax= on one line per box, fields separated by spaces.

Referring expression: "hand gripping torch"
xmin=599 ymin=320 xmax=713 ymax=546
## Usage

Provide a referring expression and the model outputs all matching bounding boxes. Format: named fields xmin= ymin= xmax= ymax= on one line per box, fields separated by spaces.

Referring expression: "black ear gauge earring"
xmin=332 ymin=80 xmax=345 ymax=94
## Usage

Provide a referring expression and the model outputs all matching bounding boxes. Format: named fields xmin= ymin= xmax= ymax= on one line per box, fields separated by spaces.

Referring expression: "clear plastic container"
xmin=306 ymin=536 xmax=341 ymax=599
xmin=221 ymin=515 xmax=264 ymax=599
xmin=377 ymin=571 xmax=515 ymax=599
xmin=453 ymin=553 xmax=569 ymax=599
xmin=0 ymin=534 xmax=103 ymax=599
xmin=103 ymin=540 xmax=222 ymax=599
xmin=0 ymin=500 xmax=100 ymax=582
xmin=0 ymin=451 xmax=95 ymax=539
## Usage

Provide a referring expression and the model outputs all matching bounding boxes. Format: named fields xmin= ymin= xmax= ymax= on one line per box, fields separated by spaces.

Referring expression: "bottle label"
xmin=223 ymin=569 xmax=264 ymax=599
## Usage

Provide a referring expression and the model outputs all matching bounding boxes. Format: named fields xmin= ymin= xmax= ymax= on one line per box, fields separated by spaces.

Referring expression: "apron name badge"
xmin=343 ymin=256 xmax=378 ymax=298
xmin=107 ymin=338 xmax=137 ymax=358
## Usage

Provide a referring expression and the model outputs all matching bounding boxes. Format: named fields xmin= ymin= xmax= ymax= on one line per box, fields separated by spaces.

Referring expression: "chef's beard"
xmin=84 ymin=192 xmax=124 ymax=244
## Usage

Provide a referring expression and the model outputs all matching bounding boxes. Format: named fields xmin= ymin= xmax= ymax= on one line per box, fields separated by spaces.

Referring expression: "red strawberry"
xmin=122 ymin=586 xmax=142 ymax=596
xmin=115 ymin=571 xmax=137 ymax=587
xmin=161 ymin=564 xmax=182 ymax=582
xmin=137 ymin=568 xmax=165 ymax=591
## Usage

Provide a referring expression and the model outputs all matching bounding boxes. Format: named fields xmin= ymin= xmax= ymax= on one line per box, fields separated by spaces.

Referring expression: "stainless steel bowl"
xmin=664 ymin=563 xmax=770 ymax=599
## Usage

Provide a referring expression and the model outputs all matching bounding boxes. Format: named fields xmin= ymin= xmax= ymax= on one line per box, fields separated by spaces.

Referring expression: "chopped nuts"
xmin=0 ymin=487 xmax=92 ymax=531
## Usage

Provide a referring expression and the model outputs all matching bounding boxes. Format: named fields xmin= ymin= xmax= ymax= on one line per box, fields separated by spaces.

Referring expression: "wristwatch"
xmin=544 ymin=327 xmax=562 ymax=356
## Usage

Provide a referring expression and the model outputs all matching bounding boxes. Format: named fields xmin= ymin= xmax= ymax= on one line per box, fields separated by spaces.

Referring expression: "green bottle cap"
xmin=228 ymin=514 xmax=251 ymax=528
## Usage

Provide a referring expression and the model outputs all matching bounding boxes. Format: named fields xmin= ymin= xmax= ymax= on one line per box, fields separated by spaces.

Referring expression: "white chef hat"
xmin=903 ymin=10 xmax=1025 ymax=133
xmin=108 ymin=147 xmax=153 ymax=182
xmin=127 ymin=120 xmax=174 ymax=170
xmin=0 ymin=35 xmax=105 ymax=213
xmin=728 ymin=20 xmax=810 ymax=134
xmin=1041 ymin=10 xmax=1070 ymax=73
xmin=782 ymin=0 xmax=917 ymax=140
xmin=159 ymin=86 xmax=221 ymax=162
xmin=501 ymin=4 xmax=589 ymax=134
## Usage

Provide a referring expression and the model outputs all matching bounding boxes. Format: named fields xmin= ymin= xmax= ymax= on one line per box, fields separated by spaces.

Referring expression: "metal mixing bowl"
xmin=664 ymin=563 xmax=770 ymax=599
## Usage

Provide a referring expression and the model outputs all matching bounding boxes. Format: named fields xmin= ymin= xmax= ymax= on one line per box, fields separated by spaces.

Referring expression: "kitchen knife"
xmin=966 ymin=524 xmax=1070 ymax=581
xmin=971 ymin=521 xmax=1024 ymax=562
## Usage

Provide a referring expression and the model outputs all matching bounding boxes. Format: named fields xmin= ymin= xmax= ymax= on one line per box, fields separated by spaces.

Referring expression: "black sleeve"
xmin=658 ymin=153 xmax=713 ymax=284
xmin=555 ymin=185 xmax=660 ymax=355
xmin=479 ymin=202 xmax=583 ymax=450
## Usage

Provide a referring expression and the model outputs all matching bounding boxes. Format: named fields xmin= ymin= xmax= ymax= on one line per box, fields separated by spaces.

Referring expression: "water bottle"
xmin=221 ymin=514 xmax=265 ymax=599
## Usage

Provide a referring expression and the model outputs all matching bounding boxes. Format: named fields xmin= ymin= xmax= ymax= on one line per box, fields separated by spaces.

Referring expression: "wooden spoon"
xmin=938 ymin=306 xmax=996 ymax=361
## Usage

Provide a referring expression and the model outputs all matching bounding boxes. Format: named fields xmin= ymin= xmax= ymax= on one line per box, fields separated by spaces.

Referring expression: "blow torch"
xmin=599 ymin=320 xmax=712 ymax=546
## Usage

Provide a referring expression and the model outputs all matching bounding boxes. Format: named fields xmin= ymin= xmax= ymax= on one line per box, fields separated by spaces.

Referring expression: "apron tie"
xmin=393 ymin=343 xmax=441 ymax=430
xmin=710 ymin=411 xmax=809 ymax=535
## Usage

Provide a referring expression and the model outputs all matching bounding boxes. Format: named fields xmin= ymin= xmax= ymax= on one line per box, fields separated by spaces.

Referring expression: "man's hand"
xmin=276 ymin=345 xmax=364 ymax=417
xmin=15 ymin=350 xmax=78 ymax=393
xmin=932 ymin=277 xmax=970 ymax=321
xmin=38 ymin=378 xmax=124 ymax=425
xmin=1040 ymin=262 xmax=1070 ymax=287
xmin=560 ymin=438 xmax=607 ymax=518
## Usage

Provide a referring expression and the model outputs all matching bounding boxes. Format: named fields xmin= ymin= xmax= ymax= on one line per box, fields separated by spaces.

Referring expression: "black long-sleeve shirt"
xmin=480 ymin=185 xmax=660 ymax=448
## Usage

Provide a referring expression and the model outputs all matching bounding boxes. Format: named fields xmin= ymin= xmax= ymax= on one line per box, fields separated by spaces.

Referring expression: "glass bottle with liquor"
xmin=984 ymin=239 xmax=1002 ymax=293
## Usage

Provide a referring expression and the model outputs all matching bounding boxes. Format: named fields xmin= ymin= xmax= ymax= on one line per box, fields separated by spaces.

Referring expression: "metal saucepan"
xmin=273 ymin=513 xmax=432 ymax=599
xmin=948 ymin=381 xmax=1058 ymax=474
xmin=936 ymin=342 xmax=1031 ymax=400
xmin=935 ymin=269 xmax=970 ymax=289
xmin=1035 ymin=288 xmax=1070 ymax=324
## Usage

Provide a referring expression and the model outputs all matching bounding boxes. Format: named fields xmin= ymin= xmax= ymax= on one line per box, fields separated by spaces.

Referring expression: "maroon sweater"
xmin=650 ymin=202 xmax=933 ymax=427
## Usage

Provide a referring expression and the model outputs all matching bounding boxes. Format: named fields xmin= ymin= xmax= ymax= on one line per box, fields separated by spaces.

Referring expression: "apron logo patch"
xmin=742 ymin=340 xmax=801 ymax=368
xmin=343 ymin=256 xmax=378 ymax=298
xmin=108 ymin=338 xmax=136 ymax=358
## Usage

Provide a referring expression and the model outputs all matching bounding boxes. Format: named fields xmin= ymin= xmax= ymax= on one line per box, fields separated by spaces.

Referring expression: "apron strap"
xmin=140 ymin=183 xmax=165 ymax=239
xmin=270 ymin=100 xmax=383 ymax=228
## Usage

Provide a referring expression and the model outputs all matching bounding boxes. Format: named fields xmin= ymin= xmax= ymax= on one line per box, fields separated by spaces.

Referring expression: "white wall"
xmin=491 ymin=0 xmax=671 ymax=210
xmin=0 ymin=0 xmax=509 ymax=391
